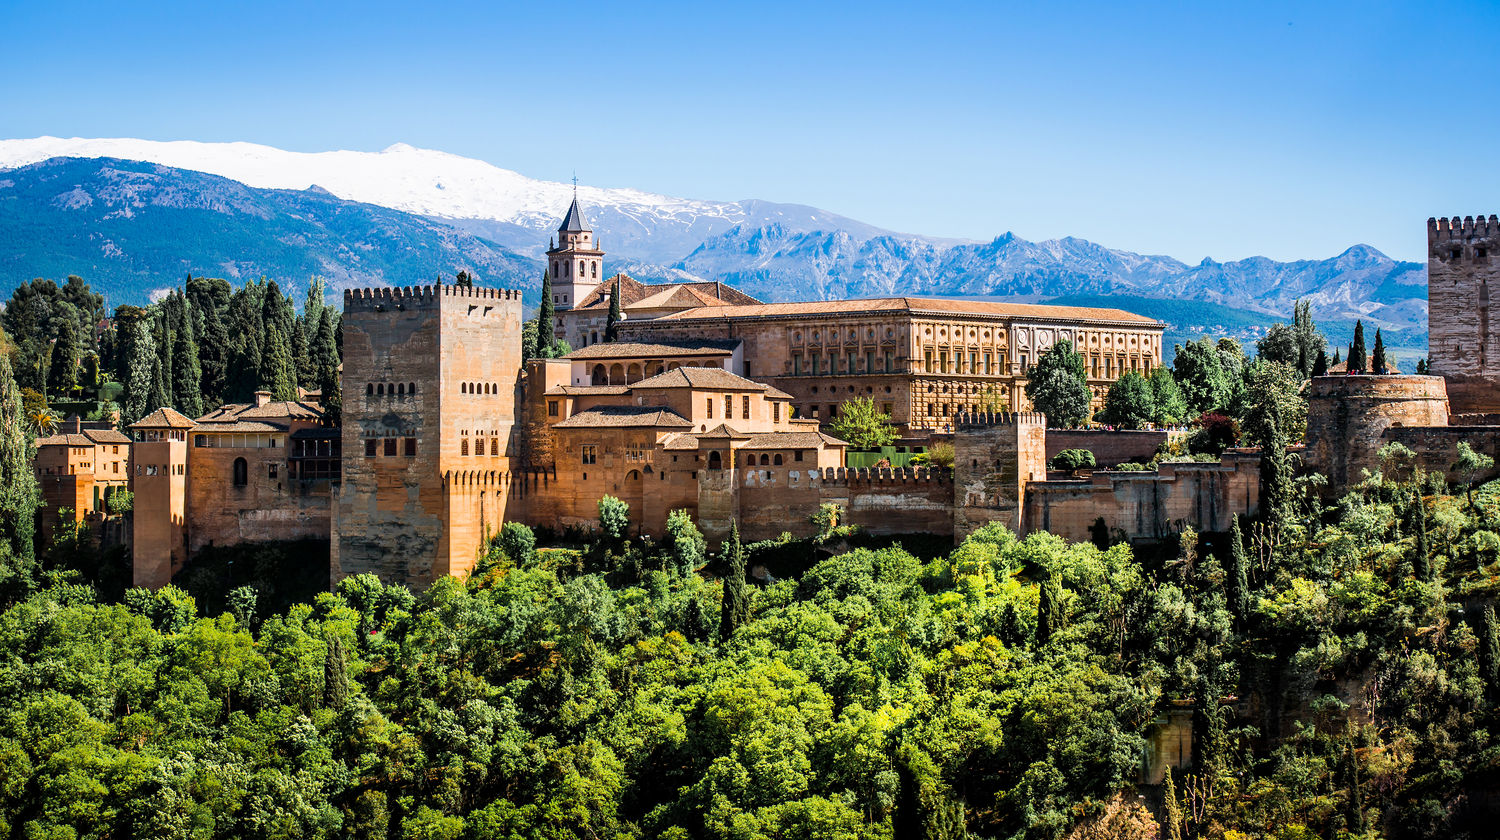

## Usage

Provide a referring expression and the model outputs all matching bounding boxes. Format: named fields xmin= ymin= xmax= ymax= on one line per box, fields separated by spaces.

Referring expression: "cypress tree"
xmin=1343 ymin=737 xmax=1367 ymax=833
xmin=719 ymin=521 xmax=749 ymax=640
xmin=153 ymin=311 xmax=172 ymax=410
xmin=1311 ymin=348 xmax=1329 ymax=378
xmin=1482 ymin=605 xmax=1500 ymax=702
xmin=46 ymin=318 xmax=80 ymax=397
xmin=121 ymin=316 xmax=158 ymax=426
xmin=604 ymin=276 xmax=623 ymax=342
xmin=1259 ymin=393 xmax=1292 ymax=534
xmin=1332 ymin=348 xmax=1341 ymax=366
xmin=1372 ymin=328 xmax=1387 ymax=375
xmin=1348 ymin=320 xmax=1367 ymax=373
xmin=1413 ymin=494 xmax=1432 ymax=581
xmin=187 ymin=277 xmax=232 ymax=406
xmin=324 ymin=633 xmax=350 ymax=709
xmin=0 ymin=353 xmax=40 ymax=602
xmin=1036 ymin=576 xmax=1066 ymax=646
xmin=313 ymin=307 xmax=341 ymax=425
xmin=535 ymin=267 xmax=556 ymax=359
xmin=259 ymin=320 xmax=299 ymax=401
xmin=1227 ymin=515 xmax=1250 ymax=624
xmin=171 ymin=296 xmax=204 ymax=418
xmin=1163 ymin=767 xmax=1184 ymax=840
xmin=292 ymin=311 xmax=313 ymax=388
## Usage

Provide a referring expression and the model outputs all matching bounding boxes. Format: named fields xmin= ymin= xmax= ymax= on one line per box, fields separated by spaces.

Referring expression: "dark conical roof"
xmin=559 ymin=197 xmax=589 ymax=232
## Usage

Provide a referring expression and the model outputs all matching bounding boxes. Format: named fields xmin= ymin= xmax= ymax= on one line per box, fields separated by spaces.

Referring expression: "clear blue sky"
xmin=1 ymin=0 xmax=1494 ymax=262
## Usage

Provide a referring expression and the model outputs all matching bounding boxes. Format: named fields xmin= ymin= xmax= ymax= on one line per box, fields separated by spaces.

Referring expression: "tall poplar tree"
xmin=0 ymin=353 xmax=40 ymax=602
xmin=1258 ymin=395 xmax=1292 ymax=537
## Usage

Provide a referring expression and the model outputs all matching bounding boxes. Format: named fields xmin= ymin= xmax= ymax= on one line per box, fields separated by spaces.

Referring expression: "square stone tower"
xmin=333 ymin=284 xmax=525 ymax=587
xmin=1429 ymin=215 xmax=1500 ymax=413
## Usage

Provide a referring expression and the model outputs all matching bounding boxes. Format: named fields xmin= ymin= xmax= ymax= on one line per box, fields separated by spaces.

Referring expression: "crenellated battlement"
xmin=1429 ymin=215 xmax=1500 ymax=243
xmin=953 ymin=411 xmax=1047 ymax=429
xmin=343 ymin=283 xmax=525 ymax=313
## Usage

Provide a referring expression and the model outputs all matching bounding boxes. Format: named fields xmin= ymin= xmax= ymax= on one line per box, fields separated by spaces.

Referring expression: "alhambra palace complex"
xmin=34 ymin=204 xmax=1500 ymax=590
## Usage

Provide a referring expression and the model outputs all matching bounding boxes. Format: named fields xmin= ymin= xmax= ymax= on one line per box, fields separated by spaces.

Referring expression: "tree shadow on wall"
xmin=174 ymin=538 xmax=331 ymax=622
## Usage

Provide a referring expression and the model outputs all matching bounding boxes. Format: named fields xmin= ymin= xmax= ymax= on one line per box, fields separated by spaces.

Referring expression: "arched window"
xmin=377 ymin=384 xmax=384 ymax=396
xmin=774 ymin=453 xmax=783 ymax=465
xmin=232 ymin=457 xmax=248 ymax=487
xmin=592 ymin=364 xmax=608 ymax=386
xmin=462 ymin=438 xmax=469 ymax=456
xmin=397 ymin=383 xmax=405 ymax=395
xmin=409 ymin=382 xmax=417 ymax=394
xmin=759 ymin=454 xmax=770 ymax=465
xmin=708 ymin=451 xmax=722 ymax=471
xmin=745 ymin=453 xmax=755 ymax=466
xmin=626 ymin=470 xmax=641 ymax=482
xmin=592 ymin=263 xmax=598 ymax=278
xmin=366 ymin=383 xmax=374 ymax=395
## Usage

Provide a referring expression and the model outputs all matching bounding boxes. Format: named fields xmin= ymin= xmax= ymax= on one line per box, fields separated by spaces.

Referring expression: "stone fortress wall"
xmin=1429 ymin=215 xmax=1500 ymax=414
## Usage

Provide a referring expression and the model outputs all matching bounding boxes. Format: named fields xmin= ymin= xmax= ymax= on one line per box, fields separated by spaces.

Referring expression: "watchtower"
xmin=128 ymin=408 xmax=194 ymax=589
xmin=1429 ymin=215 xmax=1500 ymax=413
xmin=952 ymin=411 xmax=1048 ymax=539
xmin=333 ymin=283 xmax=525 ymax=587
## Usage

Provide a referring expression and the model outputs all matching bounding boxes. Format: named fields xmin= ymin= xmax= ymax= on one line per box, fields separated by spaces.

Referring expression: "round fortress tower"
xmin=1305 ymin=375 xmax=1450 ymax=491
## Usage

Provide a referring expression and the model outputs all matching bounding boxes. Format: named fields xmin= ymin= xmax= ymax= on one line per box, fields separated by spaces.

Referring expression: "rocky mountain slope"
xmin=0 ymin=157 xmax=538 ymax=304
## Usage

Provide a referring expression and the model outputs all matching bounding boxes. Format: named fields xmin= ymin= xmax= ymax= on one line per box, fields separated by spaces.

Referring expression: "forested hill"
xmin=0 ymin=157 xmax=538 ymax=305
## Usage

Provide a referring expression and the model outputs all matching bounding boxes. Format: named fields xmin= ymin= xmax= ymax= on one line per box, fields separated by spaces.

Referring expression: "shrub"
xmin=598 ymin=495 xmax=630 ymax=541
xmin=1051 ymin=449 xmax=1097 ymax=471
xmin=497 ymin=521 xmax=536 ymax=566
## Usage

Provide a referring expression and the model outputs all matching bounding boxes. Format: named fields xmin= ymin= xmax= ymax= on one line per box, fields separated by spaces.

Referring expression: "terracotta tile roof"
xmin=34 ymin=433 xmax=95 ymax=447
xmin=741 ymin=431 xmax=846 ymax=449
xmin=698 ymin=423 xmax=751 ymax=440
xmin=82 ymin=428 xmax=131 ymax=444
xmin=544 ymin=385 xmax=633 ymax=396
xmin=196 ymin=400 xmax=324 ymax=424
xmin=662 ymin=433 xmax=702 ymax=450
xmin=194 ymin=421 xmax=288 ymax=433
xmin=574 ymin=276 xmax=761 ymax=311
xmin=561 ymin=339 xmax=739 ymax=360
xmin=648 ymin=296 xmax=1163 ymax=326
xmin=553 ymin=406 xmax=692 ymax=429
xmin=631 ymin=366 xmax=769 ymax=391
xmin=130 ymin=407 xmax=197 ymax=429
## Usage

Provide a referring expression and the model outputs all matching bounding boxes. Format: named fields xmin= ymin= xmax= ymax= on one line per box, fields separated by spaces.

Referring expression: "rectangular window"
xmin=772 ymin=403 xmax=781 ymax=423
xmin=724 ymin=395 xmax=732 ymax=417
xmin=548 ymin=400 xmax=559 ymax=417
xmin=581 ymin=445 xmax=597 ymax=465
xmin=884 ymin=351 xmax=893 ymax=371
xmin=365 ymin=439 xmax=377 ymax=457
xmin=811 ymin=405 xmax=820 ymax=418
xmin=795 ymin=450 xmax=804 ymax=462
xmin=626 ymin=443 xmax=646 ymax=461
xmin=461 ymin=437 xmax=469 ymax=456
xmin=404 ymin=438 xmax=417 ymax=457
xmin=866 ymin=351 xmax=874 ymax=372
xmin=793 ymin=355 xmax=802 ymax=375
xmin=742 ymin=395 xmax=750 ymax=420
xmin=849 ymin=353 xmax=857 ymax=373
xmin=269 ymin=463 xmax=278 ymax=478
xmin=970 ymin=352 xmax=978 ymax=373
xmin=490 ymin=438 xmax=498 ymax=456
xmin=811 ymin=354 xmax=819 ymax=375
xmin=384 ymin=438 xmax=397 ymax=457
xmin=830 ymin=353 xmax=838 ymax=373
xmin=1020 ymin=354 xmax=1028 ymax=372
xmin=707 ymin=399 xmax=714 ymax=419
xmin=883 ymin=403 xmax=893 ymax=415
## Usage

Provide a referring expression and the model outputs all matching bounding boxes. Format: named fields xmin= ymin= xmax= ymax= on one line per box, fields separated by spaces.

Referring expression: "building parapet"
xmin=343 ymin=284 xmax=524 ymax=312
xmin=1429 ymin=215 xmax=1500 ymax=241
xmin=953 ymin=411 xmax=1046 ymax=428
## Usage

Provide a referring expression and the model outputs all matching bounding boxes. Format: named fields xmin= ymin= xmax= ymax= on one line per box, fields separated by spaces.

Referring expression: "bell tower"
xmin=546 ymin=188 xmax=604 ymax=312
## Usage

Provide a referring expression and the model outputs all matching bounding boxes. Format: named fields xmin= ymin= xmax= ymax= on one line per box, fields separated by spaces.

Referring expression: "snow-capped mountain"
xmin=0 ymin=137 xmax=923 ymax=264
xmin=0 ymin=136 xmax=1428 ymax=352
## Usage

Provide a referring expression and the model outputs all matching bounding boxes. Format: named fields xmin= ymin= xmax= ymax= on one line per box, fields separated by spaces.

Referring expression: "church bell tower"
xmin=547 ymin=190 xmax=604 ymax=312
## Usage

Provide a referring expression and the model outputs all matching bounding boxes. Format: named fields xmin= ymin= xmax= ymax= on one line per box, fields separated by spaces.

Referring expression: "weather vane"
xmin=572 ymin=172 xmax=578 ymax=196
